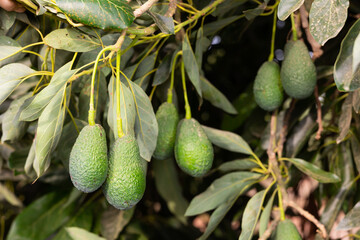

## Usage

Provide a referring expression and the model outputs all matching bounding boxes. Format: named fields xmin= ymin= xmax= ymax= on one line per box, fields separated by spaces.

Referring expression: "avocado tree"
xmin=0 ymin=0 xmax=360 ymax=239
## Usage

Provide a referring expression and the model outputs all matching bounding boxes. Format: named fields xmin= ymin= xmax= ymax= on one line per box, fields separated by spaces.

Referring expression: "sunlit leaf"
xmin=57 ymin=0 xmax=135 ymax=30
xmin=309 ymin=0 xmax=349 ymax=45
xmin=0 ymin=63 xmax=35 ymax=105
xmin=44 ymin=28 xmax=101 ymax=52
xmin=185 ymin=172 xmax=261 ymax=216
xmin=182 ymin=34 xmax=202 ymax=97
xmin=101 ymin=206 xmax=135 ymax=240
xmin=277 ymin=0 xmax=304 ymax=21
xmin=337 ymin=93 xmax=352 ymax=143
xmin=336 ymin=201 xmax=360 ymax=230
xmin=218 ymin=158 xmax=259 ymax=172
xmin=239 ymin=190 xmax=267 ymax=240
xmin=284 ymin=158 xmax=341 ymax=183
xmin=200 ymin=76 xmax=237 ymax=114
xmin=334 ymin=19 xmax=360 ymax=91
xmin=66 ymin=227 xmax=106 ymax=240
xmin=202 ymin=125 xmax=254 ymax=155
xmin=153 ymin=158 xmax=189 ymax=223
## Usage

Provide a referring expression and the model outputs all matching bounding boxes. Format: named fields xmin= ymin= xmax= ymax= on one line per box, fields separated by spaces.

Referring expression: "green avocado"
xmin=174 ymin=118 xmax=214 ymax=177
xmin=153 ymin=102 xmax=179 ymax=160
xmin=253 ymin=61 xmax=283 ymax=111
xmin=281 ymin=40 xmax=317 ymax=99
xmin=273 ymin=219 xmax=302 ymax=240
xmin=69 ymin=124 xmax=108 ymax=193
xmin=103 ymin=134 xmax=146 ymax=210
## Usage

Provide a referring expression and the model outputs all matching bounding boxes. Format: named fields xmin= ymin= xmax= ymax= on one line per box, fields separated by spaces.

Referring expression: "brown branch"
xmin=133 ymin=0 xmax=159 ymax=18
xmin=258 ymin=216 xmax=280 ymax=240
xmin=299 ymin=5 xmax=323 ymax=60
xmin=287 ymin=200 xmax=327 ymax=239
xmin=165 ymin=0 xmax=177 ymax=17
xmin=314 ymin=85 xmax=323 ymax=140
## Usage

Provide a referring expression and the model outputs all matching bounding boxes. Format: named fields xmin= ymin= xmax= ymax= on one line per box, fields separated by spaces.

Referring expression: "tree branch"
xmin=134 ymin=0 xmax=159 ymax=18
xmin=314 ymin=85 xmax=323 ymax=140
xmin=258 ymin=216 xmax=280 ymax=240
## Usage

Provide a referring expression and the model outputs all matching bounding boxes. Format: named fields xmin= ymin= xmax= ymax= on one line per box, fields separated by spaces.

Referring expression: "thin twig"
xmin=258 ymin=216 xmax=280 ymax=240
xmin=314 ymin=85 xmax=323 ymax=140
xmin=299 ymin=5 xmax=323 ymax=60
xmin=134 ymin=0 xmax=159 ymax=18
xmin=287 ymin=200 xmax=327 ymax=239
xmin=165 ymin=0 xmax=177 ymax=17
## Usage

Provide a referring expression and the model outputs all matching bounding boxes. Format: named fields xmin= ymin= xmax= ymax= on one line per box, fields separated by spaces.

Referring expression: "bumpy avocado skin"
xmin=281 ymin=40 xmax=317 ymax=99
xmin=153 ymin=102 xmax=179 ymax=160
xmin=103 ymin=134 xmax=146 ymax=210
xmin=253 ymin=61 xmax=283 ymax=111
xmin=273 ymin=219 xmax=302 ymax=240
xmin=69 ymin=124 xmax=108 ymax=193
xmin=174 ymin=118 xmax=214 ymax=177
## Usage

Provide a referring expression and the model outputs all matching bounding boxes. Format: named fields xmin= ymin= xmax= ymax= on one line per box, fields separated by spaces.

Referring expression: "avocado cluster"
xmin=69 ymin=124 xmax=145 ymax=210
xmin=253 ymin=40 xmax=317 ymax=111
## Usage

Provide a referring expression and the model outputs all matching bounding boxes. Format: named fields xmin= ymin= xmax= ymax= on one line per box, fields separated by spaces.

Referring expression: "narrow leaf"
xmin=57 ymin=0 xmax=135 ymax=30
xmin=309 ymin=0 xmax=349 ymax=45
xmin=182 ymin=34 xmax=202 ymax=97
xmin=350 ymin=136 xmax=360 ymax=174
xmin=353 ymin=33 xmax=360 ymax=74
xmin=337 ymin=93 xmax=352 ymax=143
xmin=195 ymin=27 xmax=211 ymax=68
xmin=66 ymin=227 xmax=106 ymax=240
xmin=244 ymin=0 xmax=269 ymax=20
xmin=336 ymin=201 xmax=360 ymax=230
xmin=100 ymin=206 xmax=134 ymax=240
xmin=284 ymin=158 xmax=341 ymax=183
xmin=259 ymin=191 xmax=275 ymax=237
xmin=152 ymin=53 xmax=172 ymax=86
xmin=0 ymin=182 xmax=23 ymax=207
xmin=20 ymin=62 xmax=75 ymax=121
xmin=149 ymin=12 xmax=174 ymax=34
xmin=200 ymin=76 xmax=237 ymax=114
xmin=218 ymin=158 xmax=259 ymax=172
xmin=203 ymin=15 xmax=242 ymax=36
xmin=239 ymin=190 xmax=267 ymax=240
xmin=277 ymin=0 xmax=304 ymax=21
xmin=0 ymin=63 xmax=35 ymax=105
xmin=334 ymin=19 xmax=360 ymax=91
xmin=185 ymin=172 xmax=260 ymax=216
xmin=202 ymin=125 xmax=254 ymax=155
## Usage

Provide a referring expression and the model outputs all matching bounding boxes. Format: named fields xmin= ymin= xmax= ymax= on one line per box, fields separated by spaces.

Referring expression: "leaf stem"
xmin=268 ymin=7 xmax=277 ymax=61
xmin=88 ymin=46 xmax=113 ymax=126
xmin=167 ymin=50 xmax=183 ymax=103
xmin=180 ymin=61 xmax=191 ymax=119
xmin=290 ymin=13 xmax=298 ymax=41
xmin=0 ymin=41 xmax=44 ymax=62
xmin=277 ymin=186 xmax=285 ymax=221
xmin=116 ymin=51 xmax=125 ymax=138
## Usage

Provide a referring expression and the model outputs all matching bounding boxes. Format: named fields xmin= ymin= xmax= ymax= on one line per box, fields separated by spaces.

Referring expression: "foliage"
xmin=0 ymin=0 xmax=360 ymax=239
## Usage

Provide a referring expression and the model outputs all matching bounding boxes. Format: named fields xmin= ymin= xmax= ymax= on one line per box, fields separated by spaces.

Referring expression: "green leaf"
xmin=336 ymin=201 xmax=360 ymax=230
xmin=200 ymin=76 xmax=237 ymax=114
xmin=195 ymin=28 xmax=211 ymax=68
xmin=185 ymin=172 xmax=261 ymax=216
xmin=108 ymin=76 xmax=136 ymax=137
xmin=152 ymin=53 xmax=172 ymax=86
xmin=198 ymin=196 xmax=237 ymax=240
xmin=56 ymin=0 xmax=135 ymax=30
xmin=309 ymin=0 xmax=349 ymax=45
xmin=0 ymin=9 xmax=16 ymax=33
xmin=353 ymin=33 xmax=360 ymax=73
xmin=0 ymin=36 xmax=24 ymax=67
xmin=133 ymin=53 xmax=157 ymax=89
xmin=202 ymin=125 xmax=254 ymax=155
xmin=350 ymin=136 xmax=360 ymax=174
xmin=1 ymin=93 xmax=31 ymax=142
xmin=239 ymin=190 xmax=267 ymax=240
xmin=20 ymin=62 xmax=75 ymax=121
xmin=203 ymin=15 xmax=242 ymax=36
xmin=337 ymin=93 xmax=353 ymax=143
xmin=6 ymin=191 xmax=76 ymax=240
xmin=277 ymin=0 xmax=304 ymax=20
xmin=259 ymin=191 xmax=275 ymax=237
xmin=124 ymin=81 xmax=158 ymax=162
xmin=244 ymin=0 xmax=269 ymax=20
xmin=148 ymin=12 xmax=174 ymax=34
xmin=284 ymin=158 xmax=341 ymax=183
xmin=8 ymin=147 xmax=30 ymax=171
xmin=153 ymin=158 xmax=189 ymax=223
xmin=66 ymin=227 xmax=106 ymax=240
xmin=44 ymin=28 xmax=101 ymax=52
xmin=212 ymin=0 xmax=248 ymax=17
xmin=33 ymin=87 xmax=68 ymax=177
xmin=101 ymin=206 xmax=135 ymax=240
xmin=334 ymin=19 xmax=360 ymax=91
xmin=0 ymin=63 xmax=35 ymax=105
xmin=218 ymin=158 xmax=259 ymax=172
xmin=24 ymin=140 xmax=36 ymax=175
xmin=0 ymin=182 xmax=23 ymax=207
xmin=182 ymin=34 xmax=202 ymax=97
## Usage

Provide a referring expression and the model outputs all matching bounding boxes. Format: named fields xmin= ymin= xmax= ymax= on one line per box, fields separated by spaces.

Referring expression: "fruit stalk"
xmin=116 ymin=50 xmax=125 ymax=138
xmin=180 ymin=61 xmax=191 ymax=119
xmin=290 ymin=13 xmax=298 ymax=41
xmin=167 ymin=51 xmax=183 ymax=103
xmin=268 ymin=7 xmax=277 ymax=61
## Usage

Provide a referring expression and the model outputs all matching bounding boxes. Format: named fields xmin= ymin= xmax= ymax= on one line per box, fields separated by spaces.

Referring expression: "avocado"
xmin=281 ymin=40 xmax=317 ymax=99
xmin=253 ymin=61 xmax=283 ymax=111
xmin=103 ymin=134 xmax=146 ymax=210
xmin=69 ymin=124 xmax=108 ymax=193
xmin=153 ymin=102 xmax=179 ymax=160
xmin=273 ymin=219 xmax=302 ymax=240
xmin=174 ymin=118 xmax=213 ymax=177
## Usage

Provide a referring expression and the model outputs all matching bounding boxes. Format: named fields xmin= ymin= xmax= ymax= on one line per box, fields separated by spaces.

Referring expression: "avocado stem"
xmin=167 ymin=51 xmax=183 ymax=103
xmin=290 ymin=13 xmax=298 ymax=41
xmin=180 ymin=61 xmax=192 ymax=119
xmin=116 ymin=50 xmax=125 ymax=138
xmin=277 ymin=186 xmax=286 ymax=221
xmin=88 ymin=46 xmax=113 ymax=126
xmin=268 ymin=7 xmax=278 ymax=61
